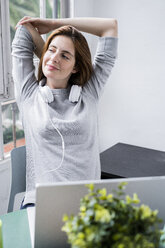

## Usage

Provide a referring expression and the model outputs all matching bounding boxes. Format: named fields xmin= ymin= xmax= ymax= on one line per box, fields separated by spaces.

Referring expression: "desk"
xmin=0 ymin=201 xmax=165 ymax=248
xmin=0 ymin=210 xmax=31 ymax=248
xmin=101 ymin=143 xmax=165 ymax=179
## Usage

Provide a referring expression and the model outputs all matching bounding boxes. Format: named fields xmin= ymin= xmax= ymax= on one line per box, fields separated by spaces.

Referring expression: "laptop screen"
xmin=33 ymin=177 xmax=165 ymax=248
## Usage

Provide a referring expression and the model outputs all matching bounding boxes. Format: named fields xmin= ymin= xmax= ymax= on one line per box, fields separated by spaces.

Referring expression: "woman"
xmin=12 ymin=17 xmax=118 ymax=208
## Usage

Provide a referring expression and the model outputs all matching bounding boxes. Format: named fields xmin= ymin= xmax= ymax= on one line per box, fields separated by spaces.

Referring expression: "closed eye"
xmin=61 ymin=54 xmax=70 ymax=60
xmin=48 ymin=48 xmax=54 ymax=52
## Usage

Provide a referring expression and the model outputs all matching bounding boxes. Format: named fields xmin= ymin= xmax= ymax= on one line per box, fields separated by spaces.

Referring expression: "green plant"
xmin=62 ymin=183 xmax=165 ymax=248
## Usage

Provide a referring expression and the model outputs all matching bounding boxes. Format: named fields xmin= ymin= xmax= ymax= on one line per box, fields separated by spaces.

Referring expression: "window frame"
xmin=0 ymin=0 xmax=13 ymax=102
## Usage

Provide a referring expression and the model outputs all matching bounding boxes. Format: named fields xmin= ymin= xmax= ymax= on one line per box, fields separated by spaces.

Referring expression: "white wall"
xmin=74 ymin=0 xmax=165 ymax=152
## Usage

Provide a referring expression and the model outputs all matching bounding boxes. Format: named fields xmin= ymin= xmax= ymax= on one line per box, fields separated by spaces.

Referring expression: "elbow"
xmin=110 ymin=19 xmax=118 ymax=37
xmin=113 ymin=19 xmax=118 ymax=31
xmin=101 ymin=18 xmax=118 ymax=38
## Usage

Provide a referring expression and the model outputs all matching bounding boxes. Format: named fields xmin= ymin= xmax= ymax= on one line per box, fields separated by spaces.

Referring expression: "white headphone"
xmin=39 ymin=82 xmax=82 ymax=177
xmin=39 ymin=82 xmax=82 ymax=103
xmin=69 ymin=85 xmax=82 ymax=103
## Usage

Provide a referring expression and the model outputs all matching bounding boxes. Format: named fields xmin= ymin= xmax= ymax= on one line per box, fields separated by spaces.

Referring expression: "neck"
xmin=46 ymin=78 xmax=68 ymax=89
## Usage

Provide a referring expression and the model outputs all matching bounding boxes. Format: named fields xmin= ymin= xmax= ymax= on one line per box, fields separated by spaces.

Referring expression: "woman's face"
xmin=42 ymin=35 xmax=77 ymax=88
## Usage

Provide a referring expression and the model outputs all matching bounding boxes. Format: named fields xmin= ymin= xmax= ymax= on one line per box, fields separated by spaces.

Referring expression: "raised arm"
xmin=17 ymin=16 xmax=118 ymax=38
xmin=16 ymin=21 xmax=45 ymax=59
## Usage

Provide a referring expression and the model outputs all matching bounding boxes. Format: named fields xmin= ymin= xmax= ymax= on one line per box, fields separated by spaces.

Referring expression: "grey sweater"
xmin=12 ymin=25 xmax=118 ymax=205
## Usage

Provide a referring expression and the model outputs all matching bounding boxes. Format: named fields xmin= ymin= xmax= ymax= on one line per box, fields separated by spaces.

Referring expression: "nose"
xmin=50 ymin=51 xmax=60 ymax=63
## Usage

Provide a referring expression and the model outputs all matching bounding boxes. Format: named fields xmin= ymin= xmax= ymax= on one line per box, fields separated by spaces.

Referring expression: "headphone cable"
xmin=41 ymin=103 xmax=65 ymax=177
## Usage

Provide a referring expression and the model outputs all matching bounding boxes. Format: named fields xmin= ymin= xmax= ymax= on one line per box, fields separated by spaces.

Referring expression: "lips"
xmin=46 ymin=63 xmax=60 ymax=71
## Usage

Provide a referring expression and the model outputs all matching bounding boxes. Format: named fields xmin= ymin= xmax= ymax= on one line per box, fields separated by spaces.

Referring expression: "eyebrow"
xmin=49 ymin=45 xmax=74 ymax=57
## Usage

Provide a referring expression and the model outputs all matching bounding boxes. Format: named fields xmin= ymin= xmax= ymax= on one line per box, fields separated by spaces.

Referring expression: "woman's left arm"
xmin=70 ymin=18 xmax=118 ymax=38
xmin=18 ymin=17 xmax=118 ymax=38
xmin=54 ymin=18 xmax=118 ymax=38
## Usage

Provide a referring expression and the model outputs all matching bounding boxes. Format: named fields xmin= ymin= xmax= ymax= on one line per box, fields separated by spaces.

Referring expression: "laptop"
xmin=29 ymin=176 xmax=165 ymax=248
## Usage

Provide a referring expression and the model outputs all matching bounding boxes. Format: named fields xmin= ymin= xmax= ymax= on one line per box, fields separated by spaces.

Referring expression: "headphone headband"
xmin=39 ymin=83 xmax=82 ymax=103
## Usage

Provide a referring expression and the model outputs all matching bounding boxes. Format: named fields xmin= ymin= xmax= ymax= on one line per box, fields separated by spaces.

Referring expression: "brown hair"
xmin=38 ymin=25 xmax=93 ymax=86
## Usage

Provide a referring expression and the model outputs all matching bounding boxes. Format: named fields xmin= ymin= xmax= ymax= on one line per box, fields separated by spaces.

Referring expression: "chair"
xmin=7 ymin=146 xmax=26 ymax=213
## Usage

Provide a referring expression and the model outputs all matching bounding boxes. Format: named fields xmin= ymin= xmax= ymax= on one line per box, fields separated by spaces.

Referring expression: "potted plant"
xmin=62 ymin=182 xmax=165 ymax=248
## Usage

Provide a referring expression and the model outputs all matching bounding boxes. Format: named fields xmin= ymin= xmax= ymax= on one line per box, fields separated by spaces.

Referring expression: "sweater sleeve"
xmin=12 ymin=25 xmax=38 ymax=105
xmin=83 ymin=36 xmax=118 ymax=100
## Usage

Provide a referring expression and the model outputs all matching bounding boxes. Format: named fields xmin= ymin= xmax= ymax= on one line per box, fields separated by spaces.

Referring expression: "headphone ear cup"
xmin=69 ymin=85 xmax=82 ymax=103
xmin=39 ymin=86 xmax=54 ymax=103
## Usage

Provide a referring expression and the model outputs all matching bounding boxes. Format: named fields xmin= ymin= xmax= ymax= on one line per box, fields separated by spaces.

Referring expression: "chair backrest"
xmin=8 ymin=146 xmax=26 ymax=213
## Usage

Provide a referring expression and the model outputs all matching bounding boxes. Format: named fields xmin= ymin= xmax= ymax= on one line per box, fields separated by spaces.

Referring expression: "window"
xmin=2 ymin=100 xmax=25 ymax=157
xmin=0 ymin=0 xmax=13 ymax=101
xmin=0 ymin=0 xmax=69 ymax=160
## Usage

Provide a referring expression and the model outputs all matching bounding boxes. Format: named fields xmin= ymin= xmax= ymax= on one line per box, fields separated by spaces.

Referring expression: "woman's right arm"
xmin=12 ymin=25 xmax=41 ymax=105
xmin=16 ymin=20 xmax=45 ymax=59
